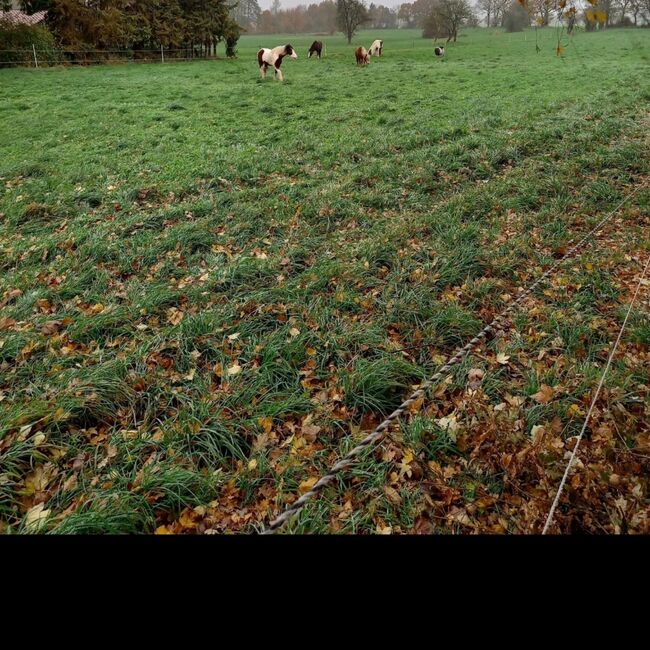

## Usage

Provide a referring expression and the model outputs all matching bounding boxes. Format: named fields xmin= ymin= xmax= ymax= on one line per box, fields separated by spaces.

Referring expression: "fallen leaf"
xmin=532 ymin=384 xmax=554 ymax=404
xmin=41 ymin=320 xmax=63 ymax=335
xmin=384 ymin=485 xmax=402 ymax=506
xmin=436 ymin=414 xmax=460 ymax=440
xmin=302 ymin=423 xmax=321 ymax=442
xmin=299 ymin=477 xmax=318 ymax=494
xmin=155 ymin=525 xmax=173 ymax=535
xmin=530 ymin=425 xmax=546 ymax=444
xmin=468 ymin=368 xmax=485 ymax=389
xmin=24 ymin=503 xmax=50 ymax=533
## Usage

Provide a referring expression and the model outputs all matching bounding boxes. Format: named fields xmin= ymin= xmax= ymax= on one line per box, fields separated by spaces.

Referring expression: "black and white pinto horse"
xmin=257 ymin=44 xmax=298 ymax=81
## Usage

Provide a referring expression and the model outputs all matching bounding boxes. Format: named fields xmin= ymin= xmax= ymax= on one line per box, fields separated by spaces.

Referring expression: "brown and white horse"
xmin=355 ymin=46 xmax=370 ymax=66
xmin=257 ymin=44 xmax=298 ymax=81
xmin=368 ymin=40 xmax=383 ymax=56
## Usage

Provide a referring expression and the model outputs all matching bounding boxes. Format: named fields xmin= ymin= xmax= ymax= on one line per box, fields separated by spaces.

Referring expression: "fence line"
xmin=0 ymin=45 xmax=231 ymax=68
xmin=542 ymin=252 xmax=650 ymax=534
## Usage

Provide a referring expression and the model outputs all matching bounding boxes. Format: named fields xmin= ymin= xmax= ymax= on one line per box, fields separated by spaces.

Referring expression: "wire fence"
xmin=0 ymin=46 xmax=227 ymax=68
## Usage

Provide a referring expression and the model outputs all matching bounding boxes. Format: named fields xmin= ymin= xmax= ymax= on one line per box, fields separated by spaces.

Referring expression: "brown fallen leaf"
xmin=384 ymin=485 xmax=402 ymax=506
xmin=468 ymin=368 xmax=485 ymax=390
xmin=41 ymin=320 xmax=63 ymax=335
xmin=532 ymin=384 xmax=554 ymax=404
xmin=1 ymin=288 xmax=22 ymax=307
xmin=302 ymin=423 xmax=321 ymax=443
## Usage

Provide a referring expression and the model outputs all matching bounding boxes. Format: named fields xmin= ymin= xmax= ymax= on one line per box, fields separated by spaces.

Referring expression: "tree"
xmin=629 ymin=0 xmax=641 ymax=24
xmin=528 ymin=0 xmax=554 ymax=26
xmin=336 ymin=0 xmax=369 ymax=44
xmin=19 ymin=0 xmax=53 ymax=11
xmin=502 ymin=0 xmax=530 ymax=31
xmin=398 ymin=2 xmax=416 ymax=26
xmin=368 ymin=3 xmax=397 ymax=28
xmin=476 ymin=0 xmax=495 ymax=26
xmin=271 ymin=0 xmax=281 ymax=13
xmin=231 ymin=0 xmax=261 ymax=30
xmin=422 ymin=0 xmax=473 ymax=42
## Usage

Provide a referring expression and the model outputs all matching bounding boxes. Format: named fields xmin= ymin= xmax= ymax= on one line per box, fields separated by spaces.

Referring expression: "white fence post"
xmin=161 ymin=45 xmax=165 ymax=63
xmin=32 ymin=44 xmax=39 ymax=69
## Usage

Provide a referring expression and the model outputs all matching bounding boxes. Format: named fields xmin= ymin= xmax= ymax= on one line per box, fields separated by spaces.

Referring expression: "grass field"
xmin=1 ymin=27 xmax=649 ymax=534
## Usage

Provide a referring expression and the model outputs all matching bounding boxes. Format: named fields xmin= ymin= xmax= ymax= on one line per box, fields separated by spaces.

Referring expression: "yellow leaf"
xmin=32 ymin=433 xmax=46 ymax=447
xmin=299 ymin=477 xmax=318 ymax=494
xmin=289 ymin=327 xmax=300 ymax=338
xmin=248 ymin=458 xmax=258 ymax=471
xmin=567 ymin=403 xmax=583 ymax=418
xmin=496 ymin=353 xmax=510 ymax=365
xmin=226 ymin=362 xmax=242 ymax=376
xmin=155 ymin=525 xmax=173 ymax=535
xmin=24 ymin=503 xmax=50 ymax=533
xmin=179 ymin=511 xmax=195 ymax=528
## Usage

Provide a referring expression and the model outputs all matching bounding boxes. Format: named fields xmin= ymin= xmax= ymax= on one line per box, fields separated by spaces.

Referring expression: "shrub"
xmin=0 ymin=21 xmax=60 ymax=66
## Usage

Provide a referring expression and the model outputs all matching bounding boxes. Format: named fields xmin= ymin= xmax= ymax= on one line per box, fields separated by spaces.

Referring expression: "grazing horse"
xmin=257 ymin=44 xmax=298 ymax=81
xmin=369 ymin=40 xmax=383 ymax=56
xmin=355 ymin=46 xmax=370 ymax=66
xmin=434 ymin=46 xmax=445 ymax=57
xmin=308 ymin=41 xmax=323 ymax=59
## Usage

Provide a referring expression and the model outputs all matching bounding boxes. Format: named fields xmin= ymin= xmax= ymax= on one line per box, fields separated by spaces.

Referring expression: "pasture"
xmin=0 ymin=27 xmax=649 ymax=534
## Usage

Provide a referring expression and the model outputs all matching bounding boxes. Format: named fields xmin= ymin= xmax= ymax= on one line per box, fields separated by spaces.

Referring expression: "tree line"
xmin=3 ymin=0 xmax=648 ymax=57
xmin=232 ymin=0 xmax=399 ymax=35
xmin=2 ymin=1 xmax=241 ymax=55
xmin=234 ymin=0 xmax=648 ymax=38
xmin=477 ymin=0 xmax=650 ymax=28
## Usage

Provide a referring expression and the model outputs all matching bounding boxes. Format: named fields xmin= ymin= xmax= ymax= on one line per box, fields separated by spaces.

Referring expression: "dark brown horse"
xmin=308 ymin=41 xmax=323 ymax=59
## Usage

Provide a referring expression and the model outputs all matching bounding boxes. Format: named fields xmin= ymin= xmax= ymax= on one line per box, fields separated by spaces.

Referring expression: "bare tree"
xmin=476 ymin=0 xmax=495 ymax=26
xmin=336 ymin=0 xmax=370 ymax=44
xmin=629 ymin=0 xmax=642 ymax=23
xmin=490 ymin=0 xmax=510 ymax=26
xmin=422 ymin=0 xmax=474 ymax=42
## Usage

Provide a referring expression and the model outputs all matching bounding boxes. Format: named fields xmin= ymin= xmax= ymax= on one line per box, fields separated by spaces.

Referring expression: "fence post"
xmin=32 ymin=44 xmax=39 ymax=69
xmin=161 ymin=45 xmax=165 ymax=64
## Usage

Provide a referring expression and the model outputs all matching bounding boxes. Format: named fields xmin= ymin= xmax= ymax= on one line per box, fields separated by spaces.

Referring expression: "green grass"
xmin=0 ymin=27 xmax=649 ymax=534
